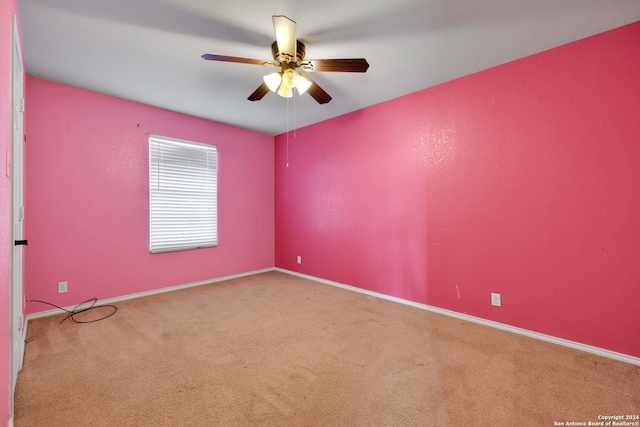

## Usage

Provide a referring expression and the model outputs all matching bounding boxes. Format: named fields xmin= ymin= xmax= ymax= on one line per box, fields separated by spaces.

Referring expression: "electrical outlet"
xmin=491 ymin=292 xmax=501 ymax=307
xmin=297 ymin=256 xmax=302 ymax=264
xmin=58 ymin=281 xmax=68 ymax=293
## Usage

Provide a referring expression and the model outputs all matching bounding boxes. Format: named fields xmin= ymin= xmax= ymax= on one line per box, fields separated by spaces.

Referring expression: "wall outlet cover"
xmin=58 ymin=281 xmax=68 ymax=293
xmin=491 ymin=292 xmax=501 ymax=306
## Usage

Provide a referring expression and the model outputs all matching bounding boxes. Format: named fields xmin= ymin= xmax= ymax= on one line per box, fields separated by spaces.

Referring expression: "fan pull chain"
xmin=286 ymin=97 xmax=289 ymax=167
xmin=293 ymin=92 xmax=297 ymax=138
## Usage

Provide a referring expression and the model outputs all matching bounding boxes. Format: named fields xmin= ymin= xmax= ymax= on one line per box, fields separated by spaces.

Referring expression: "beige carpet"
xmin=15 ymin=271 xmax=640 ymax=426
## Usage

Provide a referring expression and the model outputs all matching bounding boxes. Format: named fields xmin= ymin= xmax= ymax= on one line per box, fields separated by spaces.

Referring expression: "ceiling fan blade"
xmin=299 ymin=72 xmax=332 ymax=104
xmin=301 ymin=58 xmax=369 ymax=73
xmin=202 ymin=54 xmax=277 ymax=67
xmin=248 ymin=82 xmax=271 ymax=101
xmin=273 ymin=15 xmax=297 ymax=59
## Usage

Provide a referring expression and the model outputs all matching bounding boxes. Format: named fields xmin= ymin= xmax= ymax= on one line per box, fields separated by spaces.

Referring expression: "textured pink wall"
xmin=275 ymin=22 xmax=640 ymax=357
xmin=1 ymin=1 xmax=21 ymax=423
xmin=24 ymin=77 xmax=274 ymax=314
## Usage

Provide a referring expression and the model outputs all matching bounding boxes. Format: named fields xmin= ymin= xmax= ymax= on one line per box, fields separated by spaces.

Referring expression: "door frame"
xmin=9 ymin=12 xmax=25 ymax=421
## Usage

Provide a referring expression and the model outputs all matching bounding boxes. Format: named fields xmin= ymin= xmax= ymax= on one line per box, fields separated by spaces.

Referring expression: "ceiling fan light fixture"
xmin=277 ymin=86 xmax=294 ymax=98
xmin=266 ymin=68 xmax=307 ymax=98
xmin=263 ymin=72 xmax=282 ymax=92
xmin=281 ymin=68 xmax=300 ymax=90
xmin=296 ymin=75 xmax=312 ymax=95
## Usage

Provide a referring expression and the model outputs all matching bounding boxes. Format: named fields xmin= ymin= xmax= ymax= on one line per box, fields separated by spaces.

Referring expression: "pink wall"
xmin=275 ymin=22 xmax=640 ymax=358
xmin=1 ymin=1 xmax=21 ymax=424
xmin=24 ymin=77 xmax=274 ymax=314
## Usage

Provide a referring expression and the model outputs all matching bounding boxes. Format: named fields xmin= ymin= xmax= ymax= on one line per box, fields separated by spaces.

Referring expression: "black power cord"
xmin=28 ymin=298 xmax=117 ymax=324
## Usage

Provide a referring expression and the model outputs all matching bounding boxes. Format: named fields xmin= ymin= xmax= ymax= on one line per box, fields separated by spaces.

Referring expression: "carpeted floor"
xmin=14 ymin=271 xmax=640 ymax=426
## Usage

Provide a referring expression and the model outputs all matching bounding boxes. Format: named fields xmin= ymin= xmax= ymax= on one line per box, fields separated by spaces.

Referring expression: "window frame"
xmin=149 ymin=135 xmax=218 ymax=254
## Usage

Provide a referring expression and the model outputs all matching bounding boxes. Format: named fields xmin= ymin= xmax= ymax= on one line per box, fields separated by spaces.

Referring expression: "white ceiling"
xmin=17 ymin=0 xmax=640 ymax=136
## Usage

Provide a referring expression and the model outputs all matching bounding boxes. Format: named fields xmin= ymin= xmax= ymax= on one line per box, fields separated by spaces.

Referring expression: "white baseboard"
xmin=24 ymin=266 xmax=639 ymax=366
xmin=275 ymin=268 xmax=640 ymax=367
xmin=25 ymin=267 xmax=275 ymax=321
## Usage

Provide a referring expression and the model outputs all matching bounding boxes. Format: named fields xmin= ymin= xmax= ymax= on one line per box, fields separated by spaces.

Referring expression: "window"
xmin=149 ymin=135 xmax=218 ymax=253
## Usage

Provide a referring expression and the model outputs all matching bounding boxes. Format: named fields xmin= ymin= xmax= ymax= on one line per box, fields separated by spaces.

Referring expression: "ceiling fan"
xmin=202 ymin=15 xmax=369 ymax=104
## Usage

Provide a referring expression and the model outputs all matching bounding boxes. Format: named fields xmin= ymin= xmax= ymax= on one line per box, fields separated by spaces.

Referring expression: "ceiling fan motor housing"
xmin=271 ymin=40 xmax=306 ymax=67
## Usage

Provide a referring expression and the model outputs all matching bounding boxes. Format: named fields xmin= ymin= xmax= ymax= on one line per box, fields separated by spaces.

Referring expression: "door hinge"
xmin=19 ymin=98 xmax=25 ymax=113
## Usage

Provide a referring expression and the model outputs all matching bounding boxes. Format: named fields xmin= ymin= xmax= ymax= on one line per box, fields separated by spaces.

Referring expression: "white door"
xmin=10 ymin=13 xmax=25 ymax=417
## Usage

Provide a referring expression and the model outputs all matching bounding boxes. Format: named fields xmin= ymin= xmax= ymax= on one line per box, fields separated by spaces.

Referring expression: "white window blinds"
xmin=149 ymin=135 xmax=218 ymax=253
